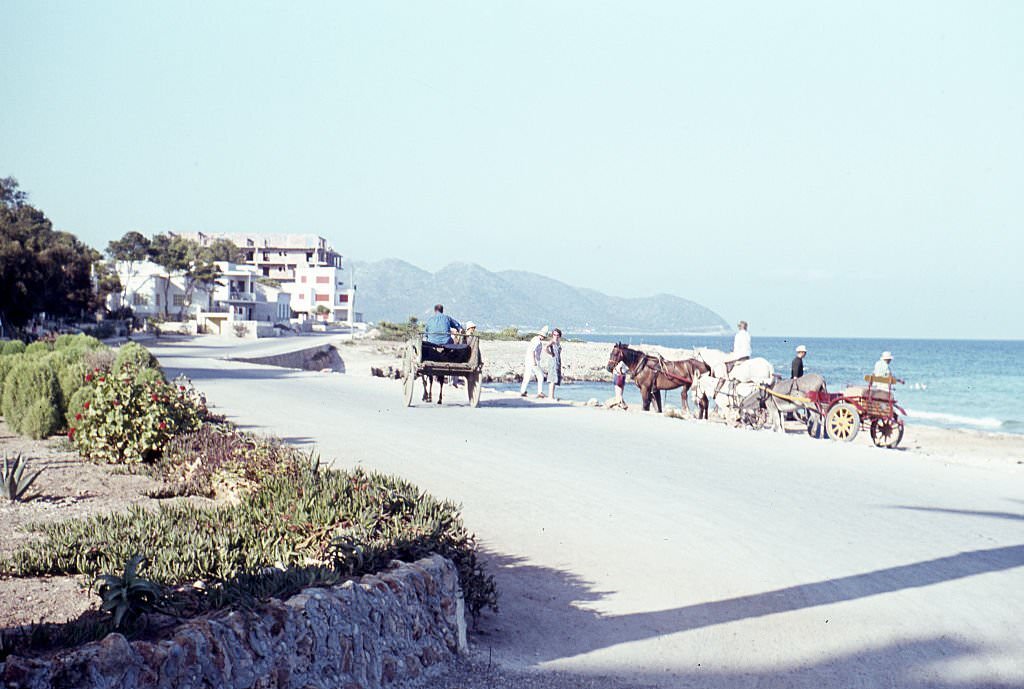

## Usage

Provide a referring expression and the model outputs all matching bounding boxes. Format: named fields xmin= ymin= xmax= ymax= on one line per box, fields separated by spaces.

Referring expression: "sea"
xmin=493 ymin=335 xmax=1024 ymax=436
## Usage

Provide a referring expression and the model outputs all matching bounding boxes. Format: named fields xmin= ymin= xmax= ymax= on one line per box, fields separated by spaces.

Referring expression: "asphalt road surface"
xmin=153 ymin=338 xmax=1024 ymax=689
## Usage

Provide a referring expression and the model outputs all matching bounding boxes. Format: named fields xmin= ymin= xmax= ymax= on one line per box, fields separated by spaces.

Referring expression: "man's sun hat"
xmin=881 ymin=351 xmax=893 ymax=360
xmin=464 ymin=321 xmax=476 ymax=330
xmin=538 ymin=325 xmax=550 ymax=337
xmin=796 ymin=345 xmax=807 ymax=353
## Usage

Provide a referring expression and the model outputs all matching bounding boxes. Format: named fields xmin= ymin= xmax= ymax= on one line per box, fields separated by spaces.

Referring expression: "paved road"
xmin=153 ymin=338 xmax=1024 ymax=689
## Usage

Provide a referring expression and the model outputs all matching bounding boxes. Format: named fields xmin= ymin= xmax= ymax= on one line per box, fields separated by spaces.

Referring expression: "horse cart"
xmin=401 ymin=335 xmax=484 ymax=407
xmin=764 ymin=375 xmax=906 ymax=447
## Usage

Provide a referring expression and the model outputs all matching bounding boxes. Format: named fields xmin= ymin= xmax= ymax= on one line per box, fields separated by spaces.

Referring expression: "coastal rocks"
xmin=371 ymin=366 xmax=403 ymax=379
xmin=2 ymin=555 xmax=466 ymax=689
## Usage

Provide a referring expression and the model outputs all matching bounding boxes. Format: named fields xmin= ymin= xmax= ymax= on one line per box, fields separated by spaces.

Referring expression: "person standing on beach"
xmin=520 ymin=326 xmax=548 ymax=397
xmin=424 ymin=304 xmax=462 ymax=345
xmin=612 ymin=360 xmax=628 ymax=409
xmin=545 ymin=329 xmax=563 ymax=400
xmin=791 ymin=345 xmax=807 ymax=378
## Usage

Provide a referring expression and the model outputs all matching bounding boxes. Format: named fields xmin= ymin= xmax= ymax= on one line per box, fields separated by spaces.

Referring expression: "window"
xmin=173 ymin=295 xmax=185 ymax=306
xmin=338 ymin=294 xmax=349 ymax=303
xmin=315 ymin=294 xmax=329 ymax=302
xmin=315 ymin=276 xmax=330 ymax=284
xmin=300 ymin=276 xmax=307 ymax=284
xmin=132 ymin=293 xmax=149 ymax=306
xmin=155 ymin=294 xmax=161 ymax=306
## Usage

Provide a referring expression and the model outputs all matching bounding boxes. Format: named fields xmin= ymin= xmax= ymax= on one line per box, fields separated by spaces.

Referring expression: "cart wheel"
xmin=401 ymin=345 xmax=417 ymax=407
xmin=806 ymin=411 xmax=825 ymax=439
xmin=826 ymin=402 xmax=861 ymax=442
xmin=465 ymin=374 xmax=482 ymax=408
xmin=871 ymin=418 xmax=904 ymax=448
xmin=402 ymin=370 xmax=416 ymax=407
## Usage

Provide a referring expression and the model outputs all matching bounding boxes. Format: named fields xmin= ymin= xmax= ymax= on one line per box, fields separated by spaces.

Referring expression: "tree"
xmin=106 ymin=231 xmax=151 ymax=307
xmin=146 ymin=234 xmax=191 ymax=317
xmin=0 ymin=178 xmax=101 ymax=329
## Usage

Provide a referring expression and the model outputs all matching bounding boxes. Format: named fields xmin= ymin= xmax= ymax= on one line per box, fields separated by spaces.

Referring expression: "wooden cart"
xmin=401 ymin=336 xmax=484 ymax=408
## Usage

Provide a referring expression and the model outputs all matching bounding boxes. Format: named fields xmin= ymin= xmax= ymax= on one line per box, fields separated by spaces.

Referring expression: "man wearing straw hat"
xmin=520 ymin=326 xmax=549 ymax=398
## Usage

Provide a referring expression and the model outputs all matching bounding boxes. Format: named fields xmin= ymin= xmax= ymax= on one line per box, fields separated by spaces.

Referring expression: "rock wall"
xmin=2 ymin=555 xmax=467 ymax=689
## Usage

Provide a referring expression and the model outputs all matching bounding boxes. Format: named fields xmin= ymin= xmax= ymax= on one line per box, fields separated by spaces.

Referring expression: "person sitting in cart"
xmin=424 ymin=304 xmax=463 ymax=345
xmin=873 ymin=351 xmax=904 ymax=384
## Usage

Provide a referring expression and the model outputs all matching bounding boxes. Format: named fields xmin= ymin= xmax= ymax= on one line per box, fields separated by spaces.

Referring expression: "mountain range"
xmin=350 ymin=259 xmax=731 ymax=335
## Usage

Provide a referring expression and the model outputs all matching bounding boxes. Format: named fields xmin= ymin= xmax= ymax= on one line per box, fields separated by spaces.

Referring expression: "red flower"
xmin=151 ymin=393 xmax=159 ymax=401
xmin=179 ymin=385 xmax=186 ymax=391
xmin=67 ymin=427 xmax=76 ymax=438
xmin=112 ymin=399 xmax=120 ymax=406
xmin=99 ymin=377 xmax=106 ymax=383
xmin=84 ymin=373 xmax=93 ymax=382
xmin=83 ymin=401 xmax=90 ymax=409
xmin=75 ymin=413 xmax=82 ymax=421
xmin=158 ymin=421 xmax=167 ymax=430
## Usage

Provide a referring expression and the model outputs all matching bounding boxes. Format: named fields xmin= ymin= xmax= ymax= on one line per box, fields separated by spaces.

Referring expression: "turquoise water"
xmin=495 ymin=335 xmax=1024 ymax=435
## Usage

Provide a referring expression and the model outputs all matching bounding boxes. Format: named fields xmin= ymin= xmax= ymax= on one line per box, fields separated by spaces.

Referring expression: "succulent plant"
xmin=93 ymin=554 xmax=166 ymax=629
xmin=2 ymin=452 xmax=42 ymax=502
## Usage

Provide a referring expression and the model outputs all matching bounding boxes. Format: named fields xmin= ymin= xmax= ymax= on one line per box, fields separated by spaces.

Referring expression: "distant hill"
xmin=350 ymin=259 xmax=731 ymax=335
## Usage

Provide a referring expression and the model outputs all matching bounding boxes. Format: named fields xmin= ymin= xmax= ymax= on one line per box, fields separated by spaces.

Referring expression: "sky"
xmin=2 ymin=1 xmax=1022 ymax=339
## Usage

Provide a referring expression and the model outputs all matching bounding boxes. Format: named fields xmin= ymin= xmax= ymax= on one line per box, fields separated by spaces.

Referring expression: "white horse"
xmin=692 ymin=375 xmax=761 ymax=424
xmin=693 ymin=348 xmax=775 ymax=385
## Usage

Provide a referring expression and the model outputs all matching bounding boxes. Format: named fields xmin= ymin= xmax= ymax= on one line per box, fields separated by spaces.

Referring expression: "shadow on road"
xmin=474 ymin=544 xmax=1024 ymax=687
xmin=890 ymin=505 xmax=1024 ymax=522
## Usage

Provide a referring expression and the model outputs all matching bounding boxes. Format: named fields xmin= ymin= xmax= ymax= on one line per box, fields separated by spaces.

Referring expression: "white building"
xmin=107 ymin=261 xmax=212 ymax=320
xmin=173 ymin=232 xmax=358 ymax=325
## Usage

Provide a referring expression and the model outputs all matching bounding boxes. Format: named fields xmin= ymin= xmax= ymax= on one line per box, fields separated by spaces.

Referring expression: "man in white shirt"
xmin=728 ymin=320 xmax=751 ymax=361
xmin=873 ymin=351 xmax=904 ymax=384
xmin=520 ymin=326 xmax=549 ymax=397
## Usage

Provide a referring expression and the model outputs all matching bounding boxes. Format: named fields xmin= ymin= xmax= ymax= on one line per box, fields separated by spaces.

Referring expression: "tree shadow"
xmin=162 ymin=366 xmax=300 ymax=382
xmin=471 ymin=543 xmax=1024 ymax=687
xmin=890 ymin=505 xmax=1024 ymax=522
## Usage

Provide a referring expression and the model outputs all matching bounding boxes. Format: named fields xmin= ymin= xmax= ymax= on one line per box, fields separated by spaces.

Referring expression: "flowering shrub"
xmin=69 ymin=369 xmax=209 ymax=464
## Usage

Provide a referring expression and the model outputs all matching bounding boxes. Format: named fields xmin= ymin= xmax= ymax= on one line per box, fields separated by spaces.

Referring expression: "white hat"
xmin=881 ymin=351 xmax=893 ymax=360
xmin=538 ymin=325 xmax=549 ymax=337
xmin=465 ymin=321 xmax=476 ymax=330
xmin=796 ymin=345 xmax=807 ymax=353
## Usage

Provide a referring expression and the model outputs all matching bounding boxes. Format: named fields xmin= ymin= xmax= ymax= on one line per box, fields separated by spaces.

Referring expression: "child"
xmin=612 ymin=360 xmax=628 ymax=409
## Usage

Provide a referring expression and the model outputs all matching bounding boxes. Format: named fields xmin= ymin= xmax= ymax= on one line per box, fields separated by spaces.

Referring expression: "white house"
xmin=172 ymin=231 xmax=359 ymax=325
xmin=107 ymin=261 xmax=212 ymax=320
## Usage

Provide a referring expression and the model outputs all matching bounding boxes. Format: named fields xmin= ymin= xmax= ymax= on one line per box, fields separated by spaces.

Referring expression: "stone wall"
xmin=2 ymin=555 xmax=467 ymax=689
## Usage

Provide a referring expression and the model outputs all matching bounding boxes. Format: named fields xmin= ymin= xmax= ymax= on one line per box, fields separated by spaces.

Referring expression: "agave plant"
xmin=93 ymin=554 xmax=165 ymax=629
xmin=2 ymin=453 xmax=43 ymax=502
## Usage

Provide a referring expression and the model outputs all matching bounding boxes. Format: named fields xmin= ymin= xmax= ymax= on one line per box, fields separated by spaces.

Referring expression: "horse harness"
xmin=626 ymin=351 xmax=693 ymax=386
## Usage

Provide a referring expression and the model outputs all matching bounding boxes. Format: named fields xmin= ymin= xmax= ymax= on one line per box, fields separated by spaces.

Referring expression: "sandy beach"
xmin=138 ymin=334 xmax=1024 ymax=688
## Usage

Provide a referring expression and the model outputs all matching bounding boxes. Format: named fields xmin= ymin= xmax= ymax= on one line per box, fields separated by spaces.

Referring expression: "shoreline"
xmin=334 ymin=336 xmax=1024 ymax=456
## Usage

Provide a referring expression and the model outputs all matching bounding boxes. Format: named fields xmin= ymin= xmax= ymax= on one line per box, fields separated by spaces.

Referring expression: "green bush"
xmin=69 ymin=370 xmax=207 ymax=464
xmin=0 ymin=355 xmax=20 ymax=402
xmin=1 ymin=360 xmax=63 ymax=439
xmin=1 ymin=466 xmax=498 ymax=619
xmin=111 ymin=342 xmax=160 ymax=378
xmin=376 ymin=317 xmax=423 ymax=341
xmin=65 ymin=385 xmax=95 ymax=429
xmin=54 ymin=334 xmax=102 ymax=351
xmin=2 ymin=340 xmax=26 ymax=355
xmin=25 ymin=341 xmax=52 ymax=355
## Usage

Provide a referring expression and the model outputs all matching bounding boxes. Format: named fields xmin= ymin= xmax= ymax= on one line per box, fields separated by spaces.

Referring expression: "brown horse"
xmin=607 ymin=343 xmax=710 ymax=415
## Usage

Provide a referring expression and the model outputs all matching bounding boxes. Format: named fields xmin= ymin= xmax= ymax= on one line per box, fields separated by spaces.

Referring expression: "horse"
xmin=692 ymin=374 xmax=764 ymax=425
xmin=693 ymin=347 xmax=776 ymax=386
xmin=607 ymin=343 xmax=710 ymax=415
xmin=763 ymin=373 xmax=828 ymax=432
xmin=421 ymin=373 xmax=445 ymax=404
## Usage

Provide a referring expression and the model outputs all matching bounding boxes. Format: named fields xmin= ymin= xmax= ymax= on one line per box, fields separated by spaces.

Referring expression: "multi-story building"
xmin=173 ymin=232 xmax=357 ymax=324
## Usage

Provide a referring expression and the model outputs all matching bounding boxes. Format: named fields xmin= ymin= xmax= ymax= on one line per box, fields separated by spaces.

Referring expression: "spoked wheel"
xmin=741 ymin=407 xmax=769 ymax=430
xmin=401 ymin=343 xmax=418 ymax=407
xmin=806 ymin=410 xmax=825 ymax=439
xmin=402 ymin=370 xmax=416 ymax=407
xmin=871 ymin=417 xmax=904 ymax=448
xmin=826 ymin=402 xmax=861 ymax=442
xmin=466 ymin=373 xmax=481 ymax=408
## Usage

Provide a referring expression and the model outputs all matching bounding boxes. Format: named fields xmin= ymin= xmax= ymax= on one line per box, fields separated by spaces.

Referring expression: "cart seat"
xmin=843 ymin=385 xmax=893 ymax=402
xmin=421 ymin=342 xmax=471 ymax=364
